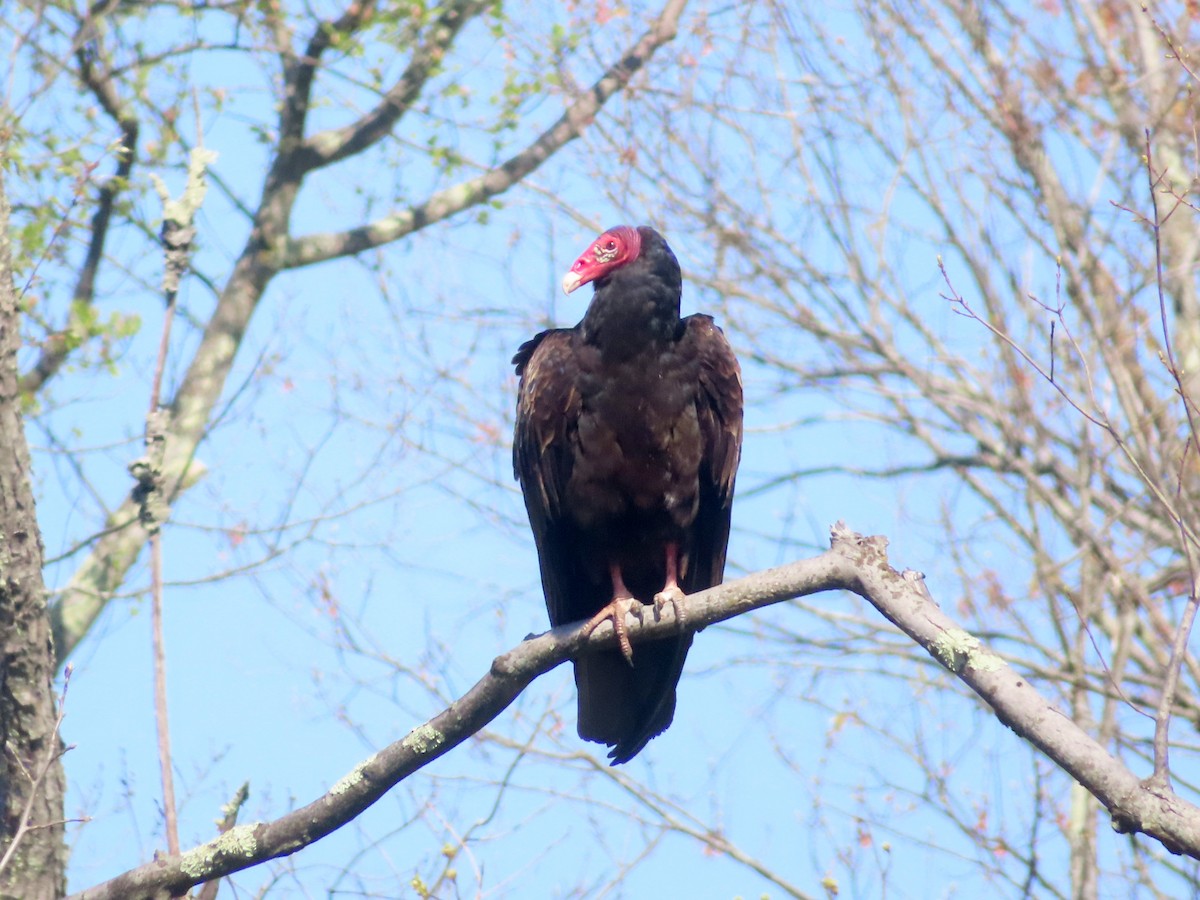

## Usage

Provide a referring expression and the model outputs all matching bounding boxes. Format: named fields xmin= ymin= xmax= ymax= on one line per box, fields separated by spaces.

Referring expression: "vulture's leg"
xmin=653 ymin=542 xmax=687 ymax=629
xmin=582 ymin=561 xmax=642 ymax=665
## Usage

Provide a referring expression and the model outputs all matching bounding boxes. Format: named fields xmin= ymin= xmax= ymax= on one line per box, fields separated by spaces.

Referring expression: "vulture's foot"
xmin=582 ymin=597 xmax=643 ymax=666
xmin=653 ymin=583 xmax=687 ymax=630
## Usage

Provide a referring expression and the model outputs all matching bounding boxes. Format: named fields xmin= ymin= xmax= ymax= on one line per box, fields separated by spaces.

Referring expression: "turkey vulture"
xmin=513 ymin=225 xmax=742 ymax=764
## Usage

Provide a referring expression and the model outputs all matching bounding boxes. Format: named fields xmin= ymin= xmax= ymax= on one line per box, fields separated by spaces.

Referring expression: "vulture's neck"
xmin=579 ymin=266 xmax=682 ymax=361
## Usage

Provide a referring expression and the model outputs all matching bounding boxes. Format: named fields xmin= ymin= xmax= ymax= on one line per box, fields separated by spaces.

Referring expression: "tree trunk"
xmin=0 ymin=140 xmax=67 ymax=898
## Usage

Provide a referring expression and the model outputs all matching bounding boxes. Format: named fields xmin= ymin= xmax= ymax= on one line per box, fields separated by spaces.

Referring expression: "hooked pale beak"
xmin=562 ymin=271 xmax=584 ymax=294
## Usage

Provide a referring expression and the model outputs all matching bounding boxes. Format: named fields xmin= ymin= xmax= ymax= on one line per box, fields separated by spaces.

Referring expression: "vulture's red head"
xmin=562 ymin=225 xmax=643 ymax=294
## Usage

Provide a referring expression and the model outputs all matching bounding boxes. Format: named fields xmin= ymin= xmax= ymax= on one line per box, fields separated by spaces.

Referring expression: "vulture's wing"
xmin=681 ymin=314 xmax=743 ymax=593
xmin=513 ymin=329 xmax=587 ymax=627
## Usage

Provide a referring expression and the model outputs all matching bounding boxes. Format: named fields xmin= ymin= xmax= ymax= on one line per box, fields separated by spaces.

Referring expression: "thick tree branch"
xmin=49 ymin=461 xmax=206 ymax=668
xmin=276 ymin=0 xmax=379 ymax=153
xmin=281 ymin=0 xmax=689 ymax=269
xmin=69 ymin=524 xmax=1200 ymax=899
xmin=291 ymin=0 xmax=489 ymax=173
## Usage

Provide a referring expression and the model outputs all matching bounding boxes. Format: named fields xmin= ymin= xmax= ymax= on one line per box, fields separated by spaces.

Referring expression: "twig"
xmin=149 ymin=528 xmax=177 ymax=857
xmin=939 ymin=257 xmax=1200 ymax=553
xmin=196 ymin=783 xmax=250 ymax=900
xmin=1141 ymin=129 xmax=1200 ymax=789
xmin=1139 ymin=3 xmax=1199 ymax=84
xmin=138 ymin=145 xmax=218 ymax=859
xmin=939 ymin=256 xmax=1103 ymax=428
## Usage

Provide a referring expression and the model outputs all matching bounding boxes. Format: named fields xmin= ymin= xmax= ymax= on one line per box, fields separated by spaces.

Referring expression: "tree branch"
xmin=281 ymin=0 xmax=690 ymax=269
xmin=18 ymin=32 xmax=139 ymax=398
xmin=68 ymin=524 xmax=1200 ymax=899
xmin=49 ymin=460 xmax=206 ymax=668
xmin=290 ymin=0 xmax=489 ymax=173
xmin=275 ymin=0 xmax=379 ymax=155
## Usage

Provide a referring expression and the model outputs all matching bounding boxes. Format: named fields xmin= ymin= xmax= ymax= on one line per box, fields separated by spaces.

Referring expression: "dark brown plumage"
xmin=513 ymin=225 xmax=742 ymax=764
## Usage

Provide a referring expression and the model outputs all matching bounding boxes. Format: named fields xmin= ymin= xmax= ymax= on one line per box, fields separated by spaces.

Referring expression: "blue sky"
xmin=7 ymin=1 xmax=1197 ymax=897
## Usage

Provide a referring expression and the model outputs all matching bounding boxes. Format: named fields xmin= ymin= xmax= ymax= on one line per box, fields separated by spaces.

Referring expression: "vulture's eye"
xmin=595 ymin=239 xmax=620 ymax=262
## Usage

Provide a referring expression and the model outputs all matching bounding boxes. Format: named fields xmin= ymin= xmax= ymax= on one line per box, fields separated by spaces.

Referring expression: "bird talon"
xmin=583 ymin=597 xmax=641 ymax=666
xmin=653 ymin=585 xmax=687 ymax=630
